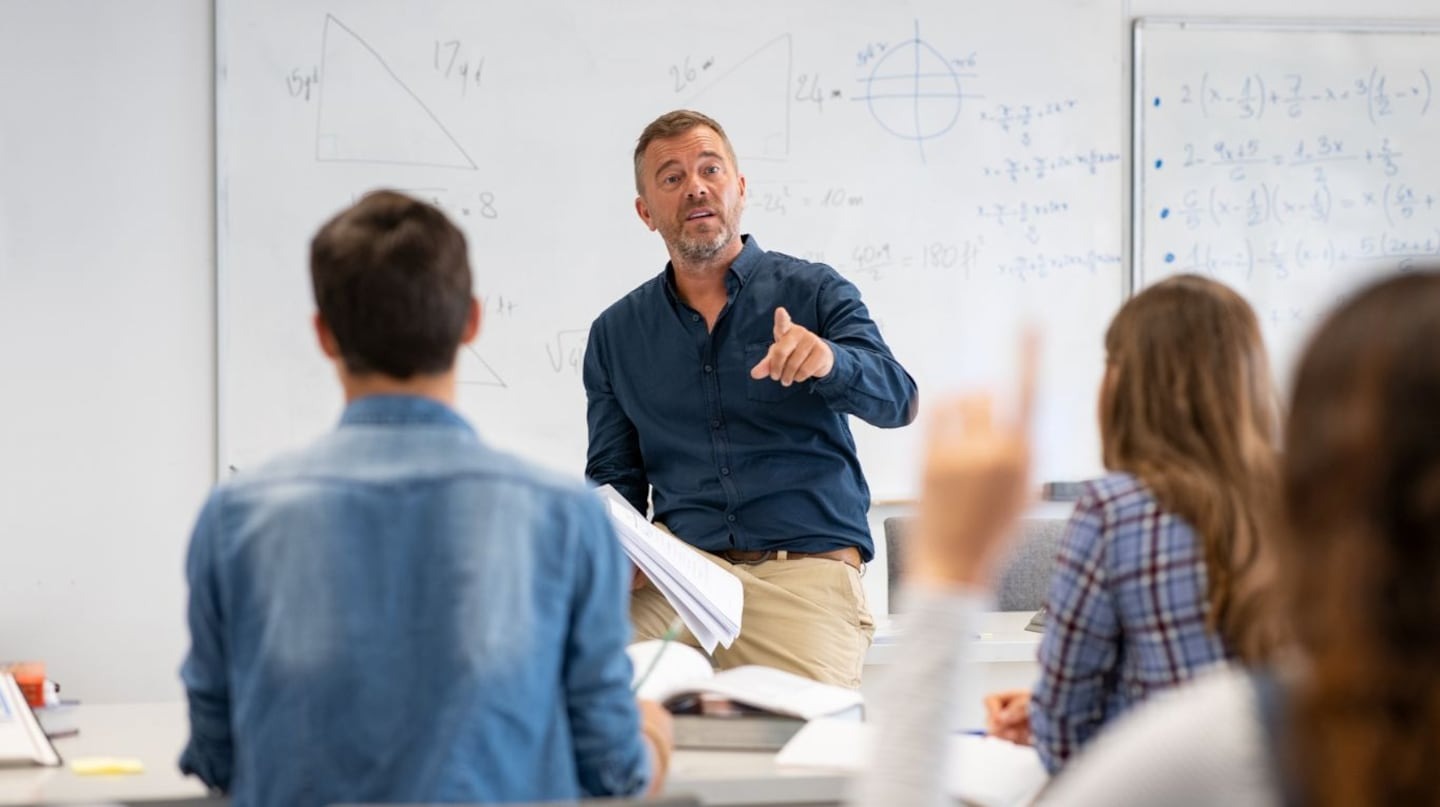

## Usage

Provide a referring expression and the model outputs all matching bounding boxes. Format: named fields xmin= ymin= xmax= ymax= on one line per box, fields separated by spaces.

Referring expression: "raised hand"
xmin=911 ymin=334 xmax=1038 ymax=588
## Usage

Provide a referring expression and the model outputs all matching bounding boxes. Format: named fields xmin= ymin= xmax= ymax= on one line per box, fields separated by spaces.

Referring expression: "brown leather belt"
xmin=720 ymin=546 xmax=863 ymax=572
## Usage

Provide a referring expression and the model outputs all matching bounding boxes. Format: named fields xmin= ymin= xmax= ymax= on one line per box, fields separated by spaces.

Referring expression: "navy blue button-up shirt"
xmin=584 ymin=236 xmax=918 ymax=561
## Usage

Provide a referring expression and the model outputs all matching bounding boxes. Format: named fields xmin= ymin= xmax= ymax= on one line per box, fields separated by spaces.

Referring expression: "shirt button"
xmin=726 ymin=514 xmax=736 ymax=523
xmin=703 ymin=364 xmax=713 ymax=373
xmin=711 ymin=419 xmax=721 ymax=429
xmin=720 ymin=467 xmax=730 ymax=476
xmin=691 ymin=314 xmax=700 ymax=322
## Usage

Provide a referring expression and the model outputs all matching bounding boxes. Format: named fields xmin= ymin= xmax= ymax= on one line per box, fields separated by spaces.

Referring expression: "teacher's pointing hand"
xmin=748 ymin=307 xmax=834 ymax=386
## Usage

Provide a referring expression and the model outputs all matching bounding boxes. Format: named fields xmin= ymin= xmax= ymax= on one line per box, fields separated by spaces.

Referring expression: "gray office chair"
xmin=884 ymin=515 xmax=1068 ymax=612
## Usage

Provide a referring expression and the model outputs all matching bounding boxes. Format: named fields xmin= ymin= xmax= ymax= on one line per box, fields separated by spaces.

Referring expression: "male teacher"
xmin=181 ymin=191 xmax=670 ymax=806
xmin=584 ymin=110 xmax=918 ymax=687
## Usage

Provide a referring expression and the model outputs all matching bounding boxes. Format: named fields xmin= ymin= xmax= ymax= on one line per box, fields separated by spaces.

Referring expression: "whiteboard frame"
xmin=1130 ymin=16 xmax=1440 ymax=293
xmin=215 ymin=0 xmax=232 ymax=479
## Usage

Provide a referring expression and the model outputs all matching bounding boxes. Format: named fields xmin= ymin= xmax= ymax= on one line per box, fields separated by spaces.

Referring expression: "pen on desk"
xmin=632 ymin=616 xmax=685 ymax=694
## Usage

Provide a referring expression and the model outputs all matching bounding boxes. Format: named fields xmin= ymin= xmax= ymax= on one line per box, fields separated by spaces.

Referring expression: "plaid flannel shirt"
xmin=1030 ymin=472 xmax=1230 ymax=773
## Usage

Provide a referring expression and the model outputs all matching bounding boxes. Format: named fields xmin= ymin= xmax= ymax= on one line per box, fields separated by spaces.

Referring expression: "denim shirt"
xmin=180 ymin=395 xmax=648 ymax=807
xmin=584 ymin=236 xmax=918 ymax=561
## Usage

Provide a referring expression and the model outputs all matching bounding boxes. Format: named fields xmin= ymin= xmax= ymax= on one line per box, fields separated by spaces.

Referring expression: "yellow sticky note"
xmin=70 ymin=757 xmax=145 ymax=776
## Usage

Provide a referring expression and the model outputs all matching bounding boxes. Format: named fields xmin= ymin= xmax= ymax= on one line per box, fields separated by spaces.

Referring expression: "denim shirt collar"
xmin=339 ymin=394 xmax=475 ymax=434
xmin=662 ymin=234 xmax=761 ymax=305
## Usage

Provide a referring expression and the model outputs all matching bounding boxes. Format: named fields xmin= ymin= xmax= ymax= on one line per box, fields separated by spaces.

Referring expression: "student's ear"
xmin=313 ymin=313 xmax=341 ymax=359
xmin=635 ymin=195 xmax=657 ymax=231
xmin=461 ymin=297 xmax=482 ymax=345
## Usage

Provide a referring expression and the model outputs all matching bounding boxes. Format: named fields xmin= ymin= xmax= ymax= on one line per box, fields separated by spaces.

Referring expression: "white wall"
xmin=1 ymin=0 xmax=1435 ymax=704
xmin=0 ymin=0 xmax=214 ymax=702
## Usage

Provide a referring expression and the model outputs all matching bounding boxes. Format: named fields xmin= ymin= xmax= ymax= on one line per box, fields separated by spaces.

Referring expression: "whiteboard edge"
xmin=214 ymin=0 xmax=228 ymax=480
xmin=1134 ymin=16 xmax=1440 ymax=34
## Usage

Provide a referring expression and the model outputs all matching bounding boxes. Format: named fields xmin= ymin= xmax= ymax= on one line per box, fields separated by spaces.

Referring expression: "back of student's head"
xmin=1282 ymin=268 xmax=1440 ymax=807
xmin=1100 ymin=274 xmax=1280 ymax=657
xmin=310 ymin=190 xmax=472 ymax=378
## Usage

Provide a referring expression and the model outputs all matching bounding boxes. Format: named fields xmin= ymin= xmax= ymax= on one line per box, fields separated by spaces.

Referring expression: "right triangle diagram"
xmin=687 ymin=34 xmax=792 ymax=162
xmin=458 ymin=346 xmax=506 ymax=388
xmin=315 ymin=14 xmax=477 ymax=169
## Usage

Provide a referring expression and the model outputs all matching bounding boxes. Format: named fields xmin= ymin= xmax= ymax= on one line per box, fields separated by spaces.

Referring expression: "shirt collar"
xmin=662 ymin=234 xmax=762 ymax=301
xmin=339 ymin=394 xmax=474 ymax=433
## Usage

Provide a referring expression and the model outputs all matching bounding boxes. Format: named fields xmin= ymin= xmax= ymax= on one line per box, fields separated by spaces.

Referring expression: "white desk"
xmin=3 ymin=613 xmax=1041 ymax=807
xmin=866 ymin=611 xmax=1042 ymax=732
xmin=0 ymin=703 xmax=844 ymax=806
xmin=0 ymin=702 xmax=207 ymax=805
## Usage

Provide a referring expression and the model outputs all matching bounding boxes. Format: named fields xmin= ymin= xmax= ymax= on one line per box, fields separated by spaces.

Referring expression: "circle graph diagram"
xmin=857 ymin=23 xmax=973 ymax=161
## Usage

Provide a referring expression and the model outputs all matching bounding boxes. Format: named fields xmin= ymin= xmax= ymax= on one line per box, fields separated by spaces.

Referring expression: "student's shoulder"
xmin=1080 ymin=471 xmax=1162 ymax=513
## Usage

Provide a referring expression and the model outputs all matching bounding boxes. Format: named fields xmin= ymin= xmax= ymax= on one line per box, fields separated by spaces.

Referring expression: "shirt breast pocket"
xmin=743 ymin=342 xmax=801 ymax=403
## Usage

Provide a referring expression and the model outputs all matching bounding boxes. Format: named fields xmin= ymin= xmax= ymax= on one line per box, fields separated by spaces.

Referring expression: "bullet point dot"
xmin=1164 ymin=253 xmax=1176 ymax=263
xmin=1155 ymin=159 xmax=1164 ymax=169
xmin=1160 ymin=208 xmax=1170 ymax=219
xmin=1153 ymin=97 xmax=1162 ymax=107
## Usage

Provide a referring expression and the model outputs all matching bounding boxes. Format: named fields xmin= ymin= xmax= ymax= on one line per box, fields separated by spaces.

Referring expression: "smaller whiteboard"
xmin=1134 ymin=19 xmax=1440 ymax=379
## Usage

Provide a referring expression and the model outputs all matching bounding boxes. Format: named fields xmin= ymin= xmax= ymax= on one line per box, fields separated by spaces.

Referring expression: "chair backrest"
xmin=884 ymin=515 xmax=1069 ymax=612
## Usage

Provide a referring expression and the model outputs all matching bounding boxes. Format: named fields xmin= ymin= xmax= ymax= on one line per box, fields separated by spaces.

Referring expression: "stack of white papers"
xmin=776 ymin=718 xmax=1049 ymax=807
xmin=595 ymin=485 xmax=743 ymax=652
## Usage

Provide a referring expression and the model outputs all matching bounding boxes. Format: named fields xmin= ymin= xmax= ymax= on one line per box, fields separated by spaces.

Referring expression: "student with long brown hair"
xmin=985 ymin=275 xmax=1280 ymax=772
xmin=858 ymin=268 xmax=1440 ymax=806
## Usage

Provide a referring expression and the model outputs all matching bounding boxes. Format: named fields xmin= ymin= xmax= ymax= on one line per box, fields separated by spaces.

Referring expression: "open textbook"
xmin=595 ymin=485 xmax=743 ymax=652
xmin=0 ymin=672 xmax=60 ymax=768
xmin=628 ymin=641 xmax=863 ymax=750
xmin=628 ymin=640 xmax=863 ymax=720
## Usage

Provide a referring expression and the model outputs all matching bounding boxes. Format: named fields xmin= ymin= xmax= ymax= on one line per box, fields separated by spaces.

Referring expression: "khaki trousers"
xmin=630 ymin=543 xmax=875 ymax=689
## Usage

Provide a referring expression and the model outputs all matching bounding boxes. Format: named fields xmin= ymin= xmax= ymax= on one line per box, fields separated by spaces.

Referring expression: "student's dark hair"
xmin=1282 ymin=268 xmax=1440 ymax=807
xmin=309 ymin=190 xmax=472 ymax=378
xmin=1100 ymin=274 xmax=1282 ymax=660
xmin=632 ymin=109 xmax=738 ymax=194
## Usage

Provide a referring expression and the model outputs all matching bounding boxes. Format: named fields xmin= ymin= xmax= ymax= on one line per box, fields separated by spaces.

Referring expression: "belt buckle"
xmin=724 ymin=549 xmax=772 ymax=565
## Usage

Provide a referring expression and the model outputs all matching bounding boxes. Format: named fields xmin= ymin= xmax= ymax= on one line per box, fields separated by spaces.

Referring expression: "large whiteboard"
xmin=218 ymin=0 xmax=1128 ymax=499
xmin=1134 ymin=20 xmax=1440 ymax=378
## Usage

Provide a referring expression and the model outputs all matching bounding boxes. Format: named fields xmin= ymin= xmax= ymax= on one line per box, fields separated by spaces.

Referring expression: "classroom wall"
xmin=1 ymin=0 xmax=1434 ymax=704
xmin=0 ymin=0 xmax=215 ymax=703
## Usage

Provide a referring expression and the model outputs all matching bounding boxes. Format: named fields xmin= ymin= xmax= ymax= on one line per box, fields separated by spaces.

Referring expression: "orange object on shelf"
xmin=4 ymin=662 xmax=46 ymax=708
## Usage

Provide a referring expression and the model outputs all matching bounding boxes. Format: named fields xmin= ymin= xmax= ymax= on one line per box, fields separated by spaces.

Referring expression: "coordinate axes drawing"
xmin=854 ymin=20 xmax=981 ymax=162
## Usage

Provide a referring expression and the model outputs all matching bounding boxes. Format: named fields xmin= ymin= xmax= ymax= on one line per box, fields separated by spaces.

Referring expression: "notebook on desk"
xmin=0 ymin=672 xmax=60 ymax=767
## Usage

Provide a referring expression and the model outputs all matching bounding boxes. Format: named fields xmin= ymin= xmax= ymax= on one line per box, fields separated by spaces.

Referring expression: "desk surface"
xmin=868 ymin=610 xmax=1041 ymax=666
xmin=2 ymin=617 xmax=1041 ymax=806
xmin=0 ymin=703 xmax=846 ymax=807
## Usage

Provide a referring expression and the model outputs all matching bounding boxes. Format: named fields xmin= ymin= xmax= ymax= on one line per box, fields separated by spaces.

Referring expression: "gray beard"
xmin=674 ymin=228 xmax=733 ymax=263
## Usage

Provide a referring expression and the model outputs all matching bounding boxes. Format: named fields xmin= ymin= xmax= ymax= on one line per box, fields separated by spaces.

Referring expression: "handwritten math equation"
xmin=1167 ymin=229 xmax=1440 ymax=280
xmin=1163 ymin=67 xmax=1432 ymax=124
xmin=1168 ymin=181 xmax=1437 ymax=231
